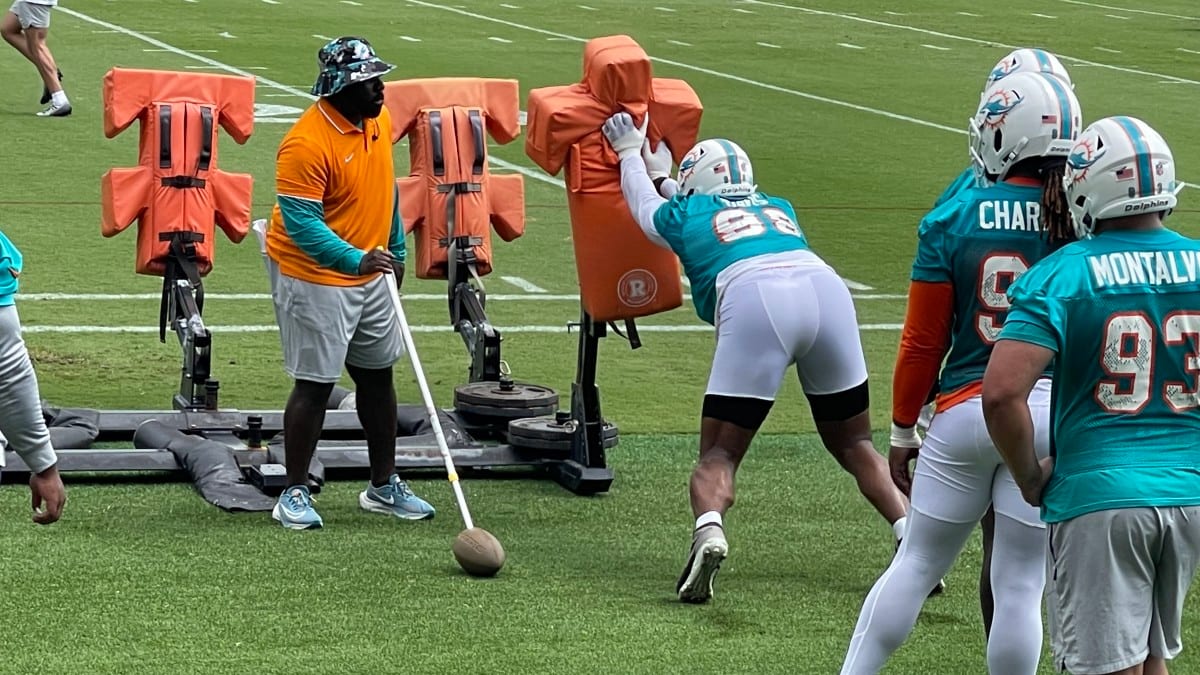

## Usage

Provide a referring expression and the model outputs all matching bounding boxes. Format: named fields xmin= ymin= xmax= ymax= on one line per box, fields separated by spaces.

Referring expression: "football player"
xmin=600 ymin=113 xmax=911 ymax=605
xmin=840 ymin=71 xmax=1082 ymax=674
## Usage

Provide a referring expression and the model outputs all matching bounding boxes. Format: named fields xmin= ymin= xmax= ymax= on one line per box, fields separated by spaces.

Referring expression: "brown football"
xmin=452 ymin=527 xmax=506 ymax=577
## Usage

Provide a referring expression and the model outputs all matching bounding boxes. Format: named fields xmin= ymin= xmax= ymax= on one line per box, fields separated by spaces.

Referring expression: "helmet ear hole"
xmin=993 ymin=129 xmax=1004 ymax=153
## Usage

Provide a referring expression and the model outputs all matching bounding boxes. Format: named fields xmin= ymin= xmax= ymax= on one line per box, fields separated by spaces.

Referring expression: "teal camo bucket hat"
xmin=311 ymin=36 xmax=395 ymax=97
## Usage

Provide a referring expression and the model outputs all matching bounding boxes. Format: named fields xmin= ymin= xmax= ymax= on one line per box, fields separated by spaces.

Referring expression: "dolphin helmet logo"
xmin=979 ymin=89 xmax=1023 ymax=129
xmin=1066 ymin=137 xmax=1105 ymax=185
xmin=989 ymin=56 xmax=1020 ymax=83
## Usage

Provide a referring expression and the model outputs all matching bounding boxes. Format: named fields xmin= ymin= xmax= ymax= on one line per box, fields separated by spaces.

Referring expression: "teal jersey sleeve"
xmin=388 ymin=185 xmax=406 ymax=264
xmin=0 ymin=231 xmax=21 ymax=306
xmin=277 ymin=194 xmax=364 ymax=275
xmin=999 ymin=275 xmax=1061 ymax=352
xmin=652 ymin=196 xmax=687 ymax=245
xmin=911 ymin=207 xmax=953 ymax=283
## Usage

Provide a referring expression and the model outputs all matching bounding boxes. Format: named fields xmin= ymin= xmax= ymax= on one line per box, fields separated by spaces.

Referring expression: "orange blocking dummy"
xmin=384 ymin=77 xmax=525 ymax=280
xmin=100 ymin=68 xmax=255 ymax=276
xmin=525 ymin=35 xmax=702 ymax=322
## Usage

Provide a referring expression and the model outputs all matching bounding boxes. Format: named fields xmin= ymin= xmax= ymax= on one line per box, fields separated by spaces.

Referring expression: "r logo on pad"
xmin=618 ymin=269 xmax=658 ymax=308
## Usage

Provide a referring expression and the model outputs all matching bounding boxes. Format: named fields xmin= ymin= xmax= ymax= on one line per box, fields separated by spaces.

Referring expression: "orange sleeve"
xmin=893 ymin=280 xmax=954 ymax=428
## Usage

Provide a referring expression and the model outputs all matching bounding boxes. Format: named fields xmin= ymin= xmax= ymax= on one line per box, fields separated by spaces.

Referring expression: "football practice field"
xmin=1 ymin=0 xmax=1199 ymax=672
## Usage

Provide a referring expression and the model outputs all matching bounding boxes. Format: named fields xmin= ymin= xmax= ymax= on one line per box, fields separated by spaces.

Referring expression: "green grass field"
xmin=2 ymin=0 xmax=1200 ymax=672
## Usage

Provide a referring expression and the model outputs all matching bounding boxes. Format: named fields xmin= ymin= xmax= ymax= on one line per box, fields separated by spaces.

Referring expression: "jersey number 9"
xmin=712 ymin=207 xmax=802 ymax=244
xmin=976 ymin=252 xmax=1031 ymax=344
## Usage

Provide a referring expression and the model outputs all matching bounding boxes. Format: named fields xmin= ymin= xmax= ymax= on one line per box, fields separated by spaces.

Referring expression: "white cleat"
xmin=677 ymin=524 xmax=729 ymax=604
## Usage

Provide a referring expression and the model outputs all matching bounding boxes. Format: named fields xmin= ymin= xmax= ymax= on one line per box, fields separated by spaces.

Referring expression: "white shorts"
xmin=910 ymin=379 xmax=1052 ymax=528
xmin=706 ymin=256 xmax=868 ymax=401
xmin=9 ymin=1 xmax=52 ymax=29
xmin=267 ymin=259 xmax=405 ymax=384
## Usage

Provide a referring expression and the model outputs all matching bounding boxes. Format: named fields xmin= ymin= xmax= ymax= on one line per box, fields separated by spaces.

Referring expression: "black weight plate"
xmin=454 ymin=381 xmax=559 ymax=409
xmin=454 ymin=402 xmax=558 ymax=420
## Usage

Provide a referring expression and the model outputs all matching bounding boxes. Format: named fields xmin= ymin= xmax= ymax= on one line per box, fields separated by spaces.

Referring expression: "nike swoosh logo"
xmin=344 ymin=154 xmax=354 ymax=163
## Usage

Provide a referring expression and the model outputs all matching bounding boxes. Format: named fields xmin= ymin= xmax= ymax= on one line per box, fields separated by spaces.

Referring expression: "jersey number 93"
xmin=1098 ymin=312 xmax=1200 ymax=414
xmin=712 ymin=207 xmax=802 ymax=243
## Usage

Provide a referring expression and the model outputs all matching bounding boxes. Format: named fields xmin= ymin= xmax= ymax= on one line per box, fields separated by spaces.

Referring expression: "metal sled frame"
xmin=3 ymin=223 xmax=618 ymax=501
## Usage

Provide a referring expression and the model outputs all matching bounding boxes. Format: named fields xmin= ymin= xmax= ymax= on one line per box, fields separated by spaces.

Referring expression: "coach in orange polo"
xmin=265 ymin=36 xmax=434 ymax=530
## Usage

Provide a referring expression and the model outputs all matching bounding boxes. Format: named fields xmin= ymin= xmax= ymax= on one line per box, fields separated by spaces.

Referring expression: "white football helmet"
xmin=676 ymin=138 xmax=757 ymax=199
xmin=968 ymin=71 xmax=1082 ymax=181
xmin=984 ymin=48 xmax=1073 ymax=91
xmin=1063 ymin=116 xmax=1185 ymax=239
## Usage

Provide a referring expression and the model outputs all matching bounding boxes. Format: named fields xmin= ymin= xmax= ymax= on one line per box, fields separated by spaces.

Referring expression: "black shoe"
xmin=40 ymin=69 xmax=63 ymax=105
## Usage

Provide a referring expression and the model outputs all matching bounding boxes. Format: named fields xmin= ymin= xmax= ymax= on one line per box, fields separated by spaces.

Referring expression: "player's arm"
xmin=387 ymin=184 xmax=406 ymax=265
xmin=603 ymin=112 xmax=672 ymax=250
xmin=275 ymin=138 xmax=365 ymax=275
xmin=982 ymin=283 xmax=1058 ymax=507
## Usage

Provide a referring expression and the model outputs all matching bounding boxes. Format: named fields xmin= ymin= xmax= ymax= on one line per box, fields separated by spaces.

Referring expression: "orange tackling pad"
xmin=524 ymin=35 xmax=703 ymax=322
xmin=100 ymin=68 xmax=255 ymax=276
xmin=384 ymin=77 xmax=525 ymax=280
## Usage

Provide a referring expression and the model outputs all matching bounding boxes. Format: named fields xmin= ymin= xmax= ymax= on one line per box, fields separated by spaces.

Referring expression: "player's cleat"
xmin=40 ymin=69 xmax=63 ymax=105
xmin=677 ymin=524 xmax=729 ymax=603
xmin=36 ymin=102 xmax=71 ymax=118
xmin=273 ymin=485 xmax=323 ymax=530
xmin=359 ymin=473 xmax=435 ymax=520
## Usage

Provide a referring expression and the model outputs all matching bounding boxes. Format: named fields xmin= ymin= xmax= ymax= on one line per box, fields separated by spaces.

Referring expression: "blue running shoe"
xmin=359 ymin=473 xmax=435 ymax=520
xmin=272 ymin=485 xmax=323 ymax=530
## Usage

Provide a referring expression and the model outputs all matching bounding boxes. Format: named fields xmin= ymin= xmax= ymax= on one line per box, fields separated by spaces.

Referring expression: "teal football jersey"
xmin=1002 ymin=228 xmax=1200 ymax=523
xmin=911 ymin=181 xmax=1055 ymax=394
xmin=0 ymin=230 xmax=22 ymax=307
xmin=933 ymin=167 xmax=979 ymax=209
xmin=653 ymin=192 xmax=811 ymax=324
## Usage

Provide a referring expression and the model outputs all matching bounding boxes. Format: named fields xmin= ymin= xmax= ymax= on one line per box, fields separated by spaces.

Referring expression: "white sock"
xmin=892 ymin=516 xmax=908 ymax=542
xmin=695 ymin=511 xmax=723 ymax=530
xmin=51 ymin=90 xmax=68 ymax=106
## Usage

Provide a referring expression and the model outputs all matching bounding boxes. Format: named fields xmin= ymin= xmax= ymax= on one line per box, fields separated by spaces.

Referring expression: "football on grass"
xmin=453 ymin=527 xmax=506 ymax=577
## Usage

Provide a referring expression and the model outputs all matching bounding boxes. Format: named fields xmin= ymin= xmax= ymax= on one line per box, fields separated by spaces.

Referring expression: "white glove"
xmin=602 ymin=111 xmax=648 ymax=160
xmin=642 ymin=138 xmax=673 ymax=180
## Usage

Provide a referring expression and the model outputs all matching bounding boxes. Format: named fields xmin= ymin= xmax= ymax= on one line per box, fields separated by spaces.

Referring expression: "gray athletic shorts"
xmin=9 ymin=1 xmax=52 ymax=29
xmin=268 ymin=261 xmax=404 ymax=383
xmin=1046 ymin=505 xmax=1200 ymax=673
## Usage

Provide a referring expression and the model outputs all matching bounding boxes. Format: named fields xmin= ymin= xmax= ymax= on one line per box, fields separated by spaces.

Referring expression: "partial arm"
xmin=892 ymin=280 xmax=954 ymax=430
xmin=275 ymin=139 xmax=364 ymax=275
xmin=982 ymin=338 xmax=1055 ymax=501
xmin=388 ymin=184 xmax=406 ymax=264
xmin=619 ymin=155 xmax=671 ymax=250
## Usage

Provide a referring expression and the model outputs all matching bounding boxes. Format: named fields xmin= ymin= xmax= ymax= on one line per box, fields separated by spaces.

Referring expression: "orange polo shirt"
xmin=267 ymin=99 xmax=397 ymax=286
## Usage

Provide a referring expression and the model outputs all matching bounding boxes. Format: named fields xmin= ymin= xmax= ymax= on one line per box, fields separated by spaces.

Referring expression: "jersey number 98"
xmin=1098 ymin=312 xmax=1200 ymax=414
xmin=976 ymin=253 xmax=1031 ymax=344
xmin=712 ymin=207 xmax=802 ymax=243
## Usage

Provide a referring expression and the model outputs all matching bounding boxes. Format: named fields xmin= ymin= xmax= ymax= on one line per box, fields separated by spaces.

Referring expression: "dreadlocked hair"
xmin=1039 ymin=161 xmax=1075 ymax=248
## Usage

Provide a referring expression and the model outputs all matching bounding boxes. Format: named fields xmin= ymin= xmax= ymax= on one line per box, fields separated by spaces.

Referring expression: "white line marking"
xmin=218 ymin=31 xmax=236 ymax=38
xmin=56 ymin=5 xmax=566 ymax=192
xmin=1105 ymin=13 xmax=1130 ymax=19
xmin=838 ymin=42 xmax=864 ymax=49
xmin=956 ymin=11 xmax=980 ymax=16
xmin=145 ymin=48 xmax=217 ymax=52
xmin=1031 ymin=13 xmax=1057 ymax=18
xmin=668 ymin=39 xmax=692 ymax=46
xmin=741 ymin=0 xmax=1200 ymax=85
xmin=1095 ymin=46 xmax=1122 ymax=53
xmin=400 ymin=0 xmax=962 ymax=134
xmin=757 ymin=41 xmax=782 ymax=48
xmin=884 ymin=11 xmax=905 ymax=15
xmin=1051 ymin=0 xmax=1199 ymax=20
xmin=655 ymin=6 xmax=676 ymax=11
xmin=341 ymin=0 xmax=363 ymax=5
xmin=15 ymin=291 xmax=906 ymax=302
xmin=500 ymin=3 xmax=520 ymax=7
xmin=1179 ymin=47 xmax=1200 ymax=55
xmin=499 ymin=276 xmax=548 ymax=293
xmin=488 ymin=36 xmax=513 ymax=43
xmin=577 ymin=4 xmax=597 ymax=10
xmin=400 ymin=35 xmax=421 ymax=42
xmin=841 ymin=279 xmax=874 ymax=291
xmin=20 ymin=323 xmax=905 ymax=334
xmin=921 ymin=44 xmax=950 ymax=51
xmin=732 ymin=7 xmax=754 ymax=13
xmin=313 ymin=34 xmax=333 ymax=40
xmin=262 ymin=0 xmax=279 ymax=4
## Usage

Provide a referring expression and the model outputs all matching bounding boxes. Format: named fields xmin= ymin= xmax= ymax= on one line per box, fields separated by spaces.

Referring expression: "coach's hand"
xmin=602 ymin=111 xmax=649 ymax=160
xmin=30 ymin=464 xmax=66 ymax=525
xmin=358 ymin=248 xmax=395 ymax=276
